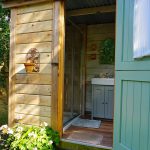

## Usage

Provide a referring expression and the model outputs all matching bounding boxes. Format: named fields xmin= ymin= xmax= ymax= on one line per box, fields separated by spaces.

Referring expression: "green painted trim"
xmin=57 ymin=141 xmax=111 ymax=150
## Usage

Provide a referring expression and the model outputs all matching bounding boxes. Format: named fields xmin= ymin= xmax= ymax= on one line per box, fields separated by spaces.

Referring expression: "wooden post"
xmin=51 ymin=0 xmax=65 ymax=136
xmin=8 ymin=8 xmax=17 ymax=127
xmin=57 ymin=0 xmax=65 ymax=137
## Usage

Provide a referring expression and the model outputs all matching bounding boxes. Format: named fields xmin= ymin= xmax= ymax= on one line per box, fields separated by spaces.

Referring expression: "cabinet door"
xmin=93 ymin=85 xmax=105 ymax=118
xmin=104 ymin=86 xmax=114 ymax=119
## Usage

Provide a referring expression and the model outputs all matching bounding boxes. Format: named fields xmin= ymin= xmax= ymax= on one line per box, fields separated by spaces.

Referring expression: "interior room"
xmin=63 ymin=0 xmax=116 ymax=148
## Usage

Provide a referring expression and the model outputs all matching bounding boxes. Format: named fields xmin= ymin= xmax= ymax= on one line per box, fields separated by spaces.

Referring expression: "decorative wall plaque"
xmin=24 ymin=48 xmax=40 ymax=73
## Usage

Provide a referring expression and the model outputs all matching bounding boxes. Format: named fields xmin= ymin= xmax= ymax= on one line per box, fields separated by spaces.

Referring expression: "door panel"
xmin=114 ymin=71 xmax=150 ymax=150
xmin=114 ymin=0 xmax=150 ymax=149
xmin=93 ymin=85 xmax=105 ymax=118
xmin=105 ymin=86 xmax=114 ymax=119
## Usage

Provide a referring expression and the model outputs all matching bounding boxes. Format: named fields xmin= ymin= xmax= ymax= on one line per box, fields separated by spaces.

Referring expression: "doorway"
xmin=62 ymin=0 xmax=116 ymax=148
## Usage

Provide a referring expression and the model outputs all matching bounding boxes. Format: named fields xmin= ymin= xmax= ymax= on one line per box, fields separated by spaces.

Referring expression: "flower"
xmin=40 ymin=128 xmax=45 ymax=132
xmin=28 ymin=132 xmax=37 ymax=138
xmin=33 ymin=147 xmax=38 ymax=150
xmin=7 ymin=128 xmax=13 ymax=134
xmin=0 ymin=125 xmax=11 ymax=134
xmin=14 ymin=133 xmax=21 ymax=139
xmin=5 ymin=16 xmax=9 ymax=21
xmin=43 ymin=122 xmax=48 ymax=127
xmin=0 ymin=125 xmax=8 ymax=130
xmin=40 ymin=122 xmax=48 ymax=127
xmin=49 ymin=140 xmax=53 ymax=145
xmin=16 ymin=126 xmax=23 ymax=132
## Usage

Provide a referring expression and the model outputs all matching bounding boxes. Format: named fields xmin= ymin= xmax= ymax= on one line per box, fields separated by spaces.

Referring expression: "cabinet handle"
xmin=105 ymin=102 xmax=108 ymax=104
xmin=102 ymin=102 xmax=105 ymax=104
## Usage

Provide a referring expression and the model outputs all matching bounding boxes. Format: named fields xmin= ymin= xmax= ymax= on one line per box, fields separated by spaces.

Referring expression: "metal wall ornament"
xmin=24 ymin=48 xmax=40 ymax=73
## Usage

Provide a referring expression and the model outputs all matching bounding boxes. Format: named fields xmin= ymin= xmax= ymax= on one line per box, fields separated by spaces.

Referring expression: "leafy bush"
xmin=0 ymin=111 xmax=8 ymax=126
xmin=0 ymin=5 xmax=10 ymax=91
xmin=0 ymin=123 xmax=60 ymax=150
xmin=0 ymin=6 xmax=10 ymax=68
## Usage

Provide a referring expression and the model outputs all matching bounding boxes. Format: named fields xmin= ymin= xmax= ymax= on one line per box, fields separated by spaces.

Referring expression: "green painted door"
xmin=114 ymin=0 xmax=150 ymax=150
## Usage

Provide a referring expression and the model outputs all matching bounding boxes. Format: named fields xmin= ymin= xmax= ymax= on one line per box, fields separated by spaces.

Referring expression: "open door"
xmin=114 ymin=0 xmax=150 ymax=150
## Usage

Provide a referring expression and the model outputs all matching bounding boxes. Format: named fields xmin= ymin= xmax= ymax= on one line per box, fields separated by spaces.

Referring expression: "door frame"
xmin=56 ymin=0 xmax=117 ymax=141
xmin=51 ymin=0 xmax=65 ymax=136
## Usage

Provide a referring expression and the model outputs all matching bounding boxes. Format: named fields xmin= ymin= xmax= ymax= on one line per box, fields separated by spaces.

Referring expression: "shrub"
xmin=0 ymin=123 xmax=60 ymax=150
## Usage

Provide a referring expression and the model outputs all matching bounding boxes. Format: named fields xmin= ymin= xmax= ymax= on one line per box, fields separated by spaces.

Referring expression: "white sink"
xmin=91 ymin=78 xmax=114 ymax=85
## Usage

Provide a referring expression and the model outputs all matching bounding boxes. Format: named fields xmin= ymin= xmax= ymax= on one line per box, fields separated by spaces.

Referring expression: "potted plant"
xmin=24 ymin=61 xmax=35 ymax=73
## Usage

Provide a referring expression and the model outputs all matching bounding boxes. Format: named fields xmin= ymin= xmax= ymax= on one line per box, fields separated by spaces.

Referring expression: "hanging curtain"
xmin=133 ymin=0 xmax=150 ymax=58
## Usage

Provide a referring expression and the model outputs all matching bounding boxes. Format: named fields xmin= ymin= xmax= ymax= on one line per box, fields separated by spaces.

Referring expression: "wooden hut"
xmin=2 ymin=0 xmax=64 ymax=132
xmin=2 ymin=0 xmax=150 ymax=150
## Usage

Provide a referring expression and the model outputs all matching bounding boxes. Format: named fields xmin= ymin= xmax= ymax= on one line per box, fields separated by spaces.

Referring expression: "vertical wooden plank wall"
xmin=9 ymin=1 xmax=54 ymax=126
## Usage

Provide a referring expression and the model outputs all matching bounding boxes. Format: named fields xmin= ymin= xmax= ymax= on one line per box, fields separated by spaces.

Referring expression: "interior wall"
xmin=9 ymin=2 xmax=53 ymax=126
xmin=85 ymin=23 xmax=115 ymax=112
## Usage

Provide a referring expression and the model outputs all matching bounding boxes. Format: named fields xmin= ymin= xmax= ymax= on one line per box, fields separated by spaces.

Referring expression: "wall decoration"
xmin=24 ymin=48 xmax=40 ymax=73
xmin=99 ymin=38 xmax=115 ymax=64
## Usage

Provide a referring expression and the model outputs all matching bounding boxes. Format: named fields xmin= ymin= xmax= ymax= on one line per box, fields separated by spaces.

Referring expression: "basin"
xmin=91 ymin=78 xmax=114 ymax=85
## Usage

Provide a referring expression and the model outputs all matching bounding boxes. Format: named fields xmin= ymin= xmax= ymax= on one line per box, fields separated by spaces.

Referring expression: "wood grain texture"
xmin=17 ymin=1 xmax=53 ymax=14
xmin=57 ymin=0 xmax=65 ymax=136
xmin=88 ymin=24 xmax=115 ymax=35
xmin=8 ymin=1 xmax=54 ymax=127
xmin=67 ymin=5 xmax=115 ymax=17
xmin=15 ymin=104 xmax=51 ymax=117
xmin=86 ymin=23 xmax=115 ymax=82
xmin=8 ymin=8 xmax=17 ymax=126
xmin=16 ymin=84 xmax=51 ymax=95
xmin=16 ymin=42 xmax=52 ymax=53
xmin=16 ymin=31 xmax=52 ymax=44
xmin=16 ymin=94 xmax=51 ymax=106
xmin=15 ymin=53 xmax=52 ymax=64
xmin=15 ymin=113 xmax=51 ymax=126
xmin=16 ymin=21 xmax=53 ymax=34
xmin=51 ymin=0 xmax=59 ymax=131
xmin=17 ymin=9 xmax=53 ymax=24
xmin=87 ymin=33 xmax=115 ymax=41
xmin=15 ymin=74 xmax=51 ymax=85
xmin=2 ymin=0 xmax=53 ymax=9
xmin=16 ymin=64 xmax=52 ymax=74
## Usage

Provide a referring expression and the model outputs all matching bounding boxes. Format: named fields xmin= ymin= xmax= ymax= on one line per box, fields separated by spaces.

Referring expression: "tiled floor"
xmin=63 ymin=116 xmax=113 ymax=148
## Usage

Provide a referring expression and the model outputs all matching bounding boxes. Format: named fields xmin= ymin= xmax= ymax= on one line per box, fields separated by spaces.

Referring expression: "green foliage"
xmin=0 ymin=5 xmax=10 ymax=88
xmin=0 ymin=111 xmax=8 ymax=126
xmin=0 ymin=123 xmax=60 ymax=150
xmin=99 ymin=38 xmax=115 ymax=64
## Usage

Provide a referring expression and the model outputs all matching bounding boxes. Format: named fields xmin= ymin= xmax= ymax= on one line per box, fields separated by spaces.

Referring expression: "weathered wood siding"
xmin=10 ymin=1 xmax=53 ymax=126
xmin=85 ymin=23 xmax=115 ymax=112
xmin=86 ymin=23 xmax=115 ymax=81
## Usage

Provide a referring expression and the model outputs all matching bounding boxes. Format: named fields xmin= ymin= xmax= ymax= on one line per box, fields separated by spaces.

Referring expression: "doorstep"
xmin=57 ymin=139 xmax=112 ymax=150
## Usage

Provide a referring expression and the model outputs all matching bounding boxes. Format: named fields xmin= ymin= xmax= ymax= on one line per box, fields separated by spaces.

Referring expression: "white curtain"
xmin=133 ymin=0 xmax=150 ymax=58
